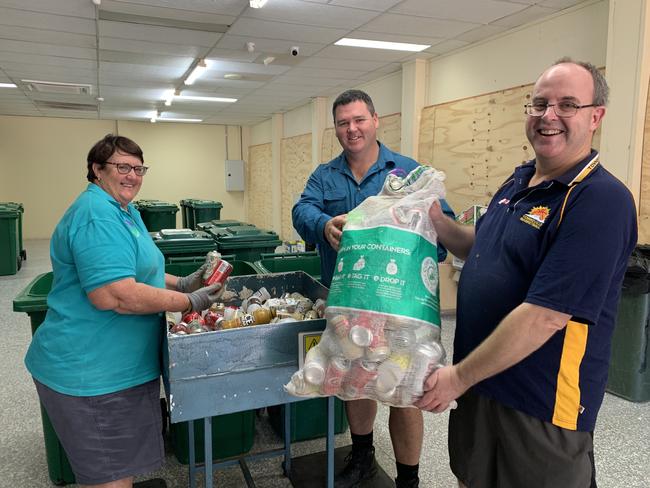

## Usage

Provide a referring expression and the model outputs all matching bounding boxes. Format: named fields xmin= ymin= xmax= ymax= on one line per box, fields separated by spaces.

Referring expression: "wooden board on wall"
xmin=321 ymin=113 xmax=402 ymax=162
xmin=639 ymin=76 xmax=650 ymax=243
xmin=280 ymin=133 xmax=312 ymax=241
xmin=247 ymin=143 xmax=273 ymax=230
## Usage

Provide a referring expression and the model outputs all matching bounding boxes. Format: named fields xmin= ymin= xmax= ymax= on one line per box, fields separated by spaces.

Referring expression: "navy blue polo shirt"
xmin=455 ymin=150 xmax=637 ymax=431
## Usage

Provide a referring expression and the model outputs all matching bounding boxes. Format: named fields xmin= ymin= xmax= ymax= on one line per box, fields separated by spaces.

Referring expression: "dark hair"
xmin=552 ymin=57 xmax=609 ymax=106
xmin=86 ymin=134 xmax=144 ymax=182
xmin=332 ymin=89 xmax=376 ymax=121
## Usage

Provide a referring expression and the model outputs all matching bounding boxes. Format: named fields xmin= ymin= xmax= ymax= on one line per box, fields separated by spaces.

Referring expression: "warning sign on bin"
xmin=299 ymin=331 xmax=322 ymax=367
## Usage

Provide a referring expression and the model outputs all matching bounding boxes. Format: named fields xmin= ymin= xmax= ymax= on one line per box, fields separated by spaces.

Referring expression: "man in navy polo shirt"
xmin=417 ymin=58 xmax=637 ymax=488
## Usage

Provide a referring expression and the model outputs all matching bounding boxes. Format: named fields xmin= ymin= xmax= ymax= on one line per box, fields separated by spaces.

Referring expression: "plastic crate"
xmin=267 ymin=398 xmax=348 ymax=442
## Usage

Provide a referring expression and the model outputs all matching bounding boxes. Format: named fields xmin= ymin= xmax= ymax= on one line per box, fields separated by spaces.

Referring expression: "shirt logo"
xmin=123 ymin=215 xmax=140 ymax=237
xmin=498 ymin=198 xmax=510 ymax=205
xmin=520 ymin=205 xmax=550 ymax=229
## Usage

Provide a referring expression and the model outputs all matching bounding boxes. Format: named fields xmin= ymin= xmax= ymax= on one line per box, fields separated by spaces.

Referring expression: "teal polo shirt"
xmin=25 ymin=184 xmax=165 ymax=396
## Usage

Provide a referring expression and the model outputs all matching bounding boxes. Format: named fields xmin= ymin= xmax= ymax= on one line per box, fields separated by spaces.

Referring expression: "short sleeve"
xmin=71 ymin=218 xmax=137 ymax=292
xmin=525 ymin=183 xmax=637 ymax=323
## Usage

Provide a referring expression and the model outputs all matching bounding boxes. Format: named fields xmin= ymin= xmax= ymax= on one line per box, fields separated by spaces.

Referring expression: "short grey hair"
xmin=553 ymin=57 xmax=609 ymax=106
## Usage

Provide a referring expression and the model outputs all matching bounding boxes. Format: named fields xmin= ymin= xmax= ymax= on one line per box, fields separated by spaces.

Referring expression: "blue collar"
xmin=332 ymin=141 xmax=396 ymax=180
xmin=87 ymin=183 xmax=135 ymax=214
xmin=515 ymin=149 xmax=600 ymax=187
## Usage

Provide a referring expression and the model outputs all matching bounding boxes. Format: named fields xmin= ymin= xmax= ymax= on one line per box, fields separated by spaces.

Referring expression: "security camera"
xmin=290 ymin=46 xmax=299 ymax=57
xmin=92 ymin=0 xmax=101 ymax=5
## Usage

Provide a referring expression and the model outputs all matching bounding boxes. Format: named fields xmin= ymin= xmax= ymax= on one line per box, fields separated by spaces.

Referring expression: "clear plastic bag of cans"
xmin=285 ymin=166 xmax=449 ymax=407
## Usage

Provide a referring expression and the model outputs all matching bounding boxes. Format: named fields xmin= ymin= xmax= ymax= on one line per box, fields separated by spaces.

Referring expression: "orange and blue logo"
xmin=520 ymin=205 xmax=550 ymax=229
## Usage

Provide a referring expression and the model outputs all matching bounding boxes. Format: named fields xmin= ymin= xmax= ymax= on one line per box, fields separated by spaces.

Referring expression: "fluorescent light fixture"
xmin=335 ymin=38 xmax=430 ymax=52
xmin=149 ymin=111 xmax=158 ymax=123
xmin=0 ymin=83 xmax=17 ymax=88
xmin=163 ymin=89 xmax=175 ymax=106
xmin=157 ymin=117 xmax=203 ymax=123
xmin=184 ymin=60 xmax=207 ymax=85
xmin=249 ymin=0 xmax=268 ymax=8
xmin=175 ymin=95 xmax=237 ymax=103
xmin=263 ymin=56 xmax=275 ymax=66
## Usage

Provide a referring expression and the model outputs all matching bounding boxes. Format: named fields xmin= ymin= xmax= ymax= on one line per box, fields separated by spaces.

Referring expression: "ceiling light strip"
xmin=184 ymin=60 xmax=207 ymax=86
xmin=335 ymin=38 xmax=430 ymax=52
xmin=176 ymin=95 xmax=237 ymax=103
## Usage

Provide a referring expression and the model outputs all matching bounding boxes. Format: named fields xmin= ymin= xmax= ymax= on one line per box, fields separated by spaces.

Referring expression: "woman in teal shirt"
xmin=25 ymin=134 xmax=222 ymax=488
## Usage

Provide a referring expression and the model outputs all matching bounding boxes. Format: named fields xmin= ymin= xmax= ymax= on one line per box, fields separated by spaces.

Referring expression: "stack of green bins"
xmin=179 ymin=199 xmax=223 ymax=230
xmin=252 ymin=252 xmax=349 ymax=441
xmin=150 ymin=229 xmax=218 ymax=264
xmin=164 ymin=258 xmax=259 ymax=464
xmin=208 ymin=226 xmax=282 ymax=262
xmin=0 ymin=204 xmax=21 ymax=275
xmin=13 ymin=272 xmax=75 ymax=485
xmin=1 ymin=202 xmax=25 ymax=261
xmin=134 ymin=200 xmax=179 ymax=232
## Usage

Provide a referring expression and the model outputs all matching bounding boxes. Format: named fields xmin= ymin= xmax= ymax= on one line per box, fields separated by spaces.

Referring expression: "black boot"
xmin=395 ymin=476 xmax=420 ymax=488
xmin=334 ymin=446 xmax=378 ymax=488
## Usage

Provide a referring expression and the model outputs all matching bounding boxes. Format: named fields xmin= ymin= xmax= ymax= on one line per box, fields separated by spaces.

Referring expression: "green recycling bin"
xmin=134 ymin=200 xmax=179 ymax=232
xmin=13 ymin=272 xmax=76 ymax=485
xmin=0 ymin=205 xmax=21 ymax=275
xmin=208 ymin=226 xmax=282 ymax=262
xmin=607 ymin=290 xmax=650 ymax=402
xmin=164 ymin=258 xmax=257 ymax=464
xmin=254 ymin=252 xmax=321 ymax=282
xmin=1 ymin=201 xmax=25 ymax=261
xmin=180 ymin=199 xmax=223 ymax=230
xmin=150 ymin=229 xmax=218 ymax=263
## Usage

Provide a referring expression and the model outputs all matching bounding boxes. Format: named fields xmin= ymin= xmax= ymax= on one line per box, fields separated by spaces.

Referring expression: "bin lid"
xmin=184 ymin=199 xmax=223 ymax=209
xmin=152 ymin=230 xmax=217 ymax=253
xmin=156 ymin=228 xmax=196 ymax=240
xmin=13 ymin=272 xmax=53 ymax=312
xmin=205 ymin=219 xmax=252 ymax=228
xmin=0 ymin=201 xmax=24 ymax=212
xmin=0 ymin=205 xmax=20 ymax=218
xmin=136 ymin=201 xmax=179 ymax=212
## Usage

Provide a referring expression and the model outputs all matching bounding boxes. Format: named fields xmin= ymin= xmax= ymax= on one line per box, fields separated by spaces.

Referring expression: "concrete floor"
xmin=1 ymin=239 xmax=648 ymax=488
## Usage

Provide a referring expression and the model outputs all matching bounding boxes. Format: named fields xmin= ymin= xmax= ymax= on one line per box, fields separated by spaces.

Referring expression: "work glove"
xmin=186 ymin=283 xmax=223 ymax=312
xmin=176 ymin=263 xmax=208 ymax=293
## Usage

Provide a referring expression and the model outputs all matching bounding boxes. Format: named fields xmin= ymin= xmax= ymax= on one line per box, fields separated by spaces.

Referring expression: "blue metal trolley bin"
xmin=163 ymin=271 xmax=337 ymax=488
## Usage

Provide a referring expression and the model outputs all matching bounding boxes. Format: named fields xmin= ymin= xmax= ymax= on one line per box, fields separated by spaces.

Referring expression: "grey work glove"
xmin=176 ymin=263 xmax=208 ymax=293
xmin=186 ymin=283 xmax=223 ymax=312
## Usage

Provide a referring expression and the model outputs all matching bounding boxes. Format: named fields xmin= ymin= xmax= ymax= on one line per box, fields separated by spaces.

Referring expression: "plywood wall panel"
xmin=639 ymin=77 xmax=650 ymax=242
xmin=247 ymin=143 xmax=272 ymax=230
xmin=280 ymin=133 xmax=312 ymax=241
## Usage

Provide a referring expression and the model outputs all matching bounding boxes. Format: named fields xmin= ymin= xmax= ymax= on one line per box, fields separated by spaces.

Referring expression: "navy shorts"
xmin=34 ymin=378 xmax=164 ymax=485
xmin=449 ymin=391 xmax=597 ymax=488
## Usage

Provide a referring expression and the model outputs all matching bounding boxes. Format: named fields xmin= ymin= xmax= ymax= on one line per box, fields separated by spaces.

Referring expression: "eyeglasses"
xmin=105 ymin=161 xmax=149 ymax=176
xmin=524 ymin=101 xmax=596 ymax=118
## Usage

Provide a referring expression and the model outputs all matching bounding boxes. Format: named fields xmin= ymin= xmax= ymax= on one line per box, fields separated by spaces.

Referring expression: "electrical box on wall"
xmin=225 ymin=160 xmax=245 ymax=191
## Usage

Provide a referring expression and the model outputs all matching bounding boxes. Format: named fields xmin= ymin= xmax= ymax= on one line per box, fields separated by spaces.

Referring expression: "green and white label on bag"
xmin=327 ymin=226 xmax=440 ymax=326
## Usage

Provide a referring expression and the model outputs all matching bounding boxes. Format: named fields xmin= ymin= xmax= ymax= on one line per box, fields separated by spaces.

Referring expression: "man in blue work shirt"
xmin=418 ymin=59 xmax=637 ymax=488
xmin=293 ymin=89 xmax=454 ymax=488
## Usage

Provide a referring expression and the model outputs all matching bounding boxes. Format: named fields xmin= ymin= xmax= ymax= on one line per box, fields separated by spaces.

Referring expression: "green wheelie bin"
xmin=13 ymin=272 xmax=76 ymax=485
xmin=134 ymin=200 xmax=179 ymax=232
xmin=0 ymin=204 xmax=21 ymax=275
xmin=607 ymin=246 xmax=650 ymax=402
xmin=179 ymin=199 xmax=223 ymax=230
xmin=150 ymin=229 xmax=218 ymax=264
xmin=208 ymin=226 xmax=282 ymax=262
xmin=1 ymin=201 xmax=25 ymax=260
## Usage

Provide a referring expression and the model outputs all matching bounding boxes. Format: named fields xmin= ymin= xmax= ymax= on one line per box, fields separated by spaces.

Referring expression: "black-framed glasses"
xmin=105 ymin=161 xmax=149 ymax=176
xmin=524 ymin=101 xmax=596 ymax=118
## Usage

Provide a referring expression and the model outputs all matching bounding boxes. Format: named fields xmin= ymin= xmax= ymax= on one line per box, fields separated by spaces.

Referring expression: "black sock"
xmin=351 ymin=431 xmax=373 ymax=452
xmin=396 ymin=461 xmax=419 ymax=482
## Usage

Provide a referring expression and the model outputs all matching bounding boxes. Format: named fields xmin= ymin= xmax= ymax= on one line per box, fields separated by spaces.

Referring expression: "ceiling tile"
xmin=455 ymin=24 xmax=510 ymax=43
xmin=360 ymin=13 xmax=478 ymax=38
xmin=491 ymin=5 xmax=556 ymax=28
xmin=0 ymin=7 xmax=96 ymax=35
xmin=391 ymin=0 xmax=528 ymax=24
xmin=227 ymin=17 xmax=349 ymax=44
xmin=98 ymin=20 xmax=221 ymax=46
xmin=0 ymin=0 xmax=95 ymax=18
xmin=329 ymin=0 xmax=402 ymax=10
xmin=0 ymin=25 xmax=96 ymax=49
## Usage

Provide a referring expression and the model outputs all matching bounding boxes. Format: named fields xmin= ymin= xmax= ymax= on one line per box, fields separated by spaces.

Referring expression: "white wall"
xmin=427 ymin=0 xmax=608 ymax=106
xmin=250 ymin=119 xmax=272 ymax=146
xmin=283 ymin=103 xmax=312 ymax=138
